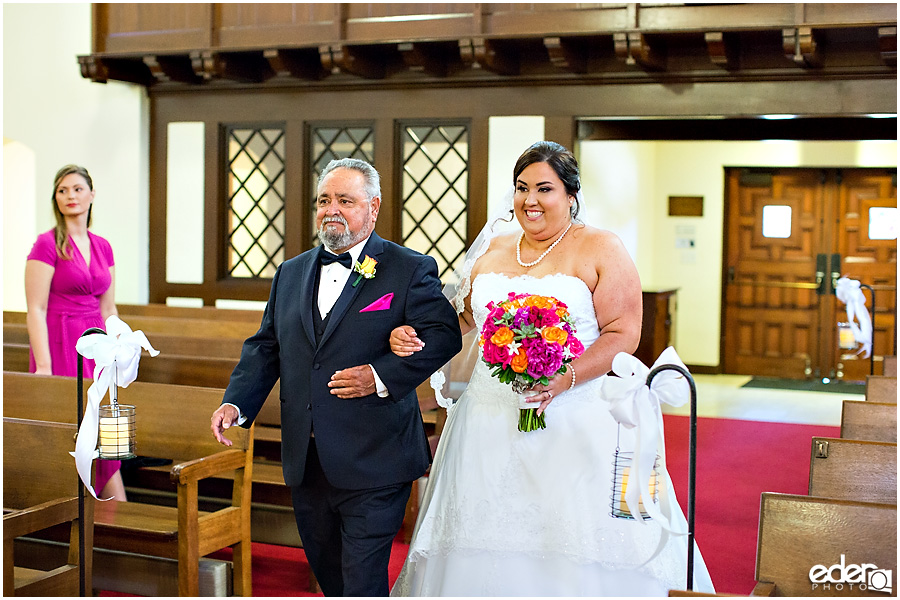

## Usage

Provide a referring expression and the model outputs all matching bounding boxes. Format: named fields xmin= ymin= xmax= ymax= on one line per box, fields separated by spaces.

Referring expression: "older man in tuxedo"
xmin=210 ymin=158 xmax=461 ymax=596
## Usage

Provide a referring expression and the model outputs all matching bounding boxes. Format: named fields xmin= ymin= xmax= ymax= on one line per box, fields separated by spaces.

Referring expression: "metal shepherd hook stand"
xmin=76 ymin=326 xmax=107 ymax=597
xmin=858 ymin=283 xmax=875 ymax=376
xmin=646 ymin=363 xmax=697 ymax=591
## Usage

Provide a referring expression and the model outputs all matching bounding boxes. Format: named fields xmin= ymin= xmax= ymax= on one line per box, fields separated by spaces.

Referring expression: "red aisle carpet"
xmin=101 ymin=415 xmax=839 ymax=596
xmin=663 ymin=414 xmax=840 ymax=595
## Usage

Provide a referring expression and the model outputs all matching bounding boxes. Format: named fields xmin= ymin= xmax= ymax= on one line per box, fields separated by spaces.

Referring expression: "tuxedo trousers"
xmin=291 ymin=438 xmax=412 ymax=596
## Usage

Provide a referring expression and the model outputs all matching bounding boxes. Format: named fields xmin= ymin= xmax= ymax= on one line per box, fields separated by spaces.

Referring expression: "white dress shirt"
xmin=224 ymin=238 xmax=388 ymax=426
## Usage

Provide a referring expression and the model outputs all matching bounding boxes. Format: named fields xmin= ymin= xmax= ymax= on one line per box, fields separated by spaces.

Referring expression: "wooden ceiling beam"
xmin=543 ymin=37 xmax=588 ymax=74
xmin=460 ymin=38 xmax=521 ymax=76
xmin=398 ymin=41 xmax=465 ymax=78
xmin=321 ymin=44 xmax=403 ymax=79
xmin=878 ymin=26 xmax=897 ymax=66
xmin=783 ymin=26 xmax=823 ymax=68
xmin=264 ymin=48 xmax=329 ymax=81
xmin=614 ymin=32 xmax=666 ymax=71
xmin=705 ymin=32 xmax=740 ymax=70
xmin=145 ymin=55 xmax=201 ymax=84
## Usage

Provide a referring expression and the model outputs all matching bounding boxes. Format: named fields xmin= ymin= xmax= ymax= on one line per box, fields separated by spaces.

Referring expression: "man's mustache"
xmin=321 ymin=215 xmax=348 ymax=227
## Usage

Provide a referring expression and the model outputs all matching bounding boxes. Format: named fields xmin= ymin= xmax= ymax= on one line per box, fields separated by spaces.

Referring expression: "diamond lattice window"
xmin=226 ymin=126 xmax=285 ymax=278
xmin=401 ymin=124 xmax=469 ymax=283
xmin=309 ymin=126 xmax=375 ymax=246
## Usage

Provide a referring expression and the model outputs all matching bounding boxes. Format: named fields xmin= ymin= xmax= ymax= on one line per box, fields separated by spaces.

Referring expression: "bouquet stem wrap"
xmin=835 ymin=277 xmax=872 ymax=359
xmin=72 ymin=315 xmax=159 ymax=499
xmin=600 ymin=347 xmax=690 ymax=563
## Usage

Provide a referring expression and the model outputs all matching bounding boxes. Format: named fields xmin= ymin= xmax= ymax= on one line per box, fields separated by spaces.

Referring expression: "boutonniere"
xmin=352 ymin=255 xmax=377 ymax=287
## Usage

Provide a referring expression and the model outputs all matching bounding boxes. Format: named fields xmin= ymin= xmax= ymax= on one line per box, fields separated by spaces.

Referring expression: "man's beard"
xmin=317 ymin=213 xmax=367 ymax=252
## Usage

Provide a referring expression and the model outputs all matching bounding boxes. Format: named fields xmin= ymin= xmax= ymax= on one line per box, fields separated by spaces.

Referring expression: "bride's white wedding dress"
xmin=392 ymin=273 xmax=715 ymax=596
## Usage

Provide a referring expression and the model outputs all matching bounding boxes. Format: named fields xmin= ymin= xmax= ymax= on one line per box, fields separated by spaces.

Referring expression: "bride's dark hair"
xmin=512 ymin=141 xmax=582 ymax=220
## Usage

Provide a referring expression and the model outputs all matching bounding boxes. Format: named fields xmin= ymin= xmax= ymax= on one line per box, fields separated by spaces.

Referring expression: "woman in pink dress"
xmin=25 ymin=164 xmax=126 ymax=501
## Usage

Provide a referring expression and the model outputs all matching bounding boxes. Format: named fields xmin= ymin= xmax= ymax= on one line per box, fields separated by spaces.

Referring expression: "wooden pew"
xmin=866 ymin=376 xmax=897 ymax=404
xmin=3 ymin=310 xmax=259 ymax=340
xmin=2 ymin=373 xmax=254 ymax=596
xmin=116 ymin=303 xmax=262 ymax=323
xmin=884 ymin=355 xmax=897 ymax=377
xmin=808 ymin=437 xmax=897 ymax=504
xmin=753 ymin=493 xmax=896 ymax=596
xmin=3 ymin=341 xmax=246 ymax=389
xmin=4 ymin=417 xmax=93 ymax=596
xmin=841 ymin=400 xmax=897 ymax=443
xmin=5 ymin=321 xmax=245 ymax=360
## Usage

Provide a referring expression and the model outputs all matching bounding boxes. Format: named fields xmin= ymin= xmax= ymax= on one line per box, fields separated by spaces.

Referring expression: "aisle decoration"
xmin=72 ymin=315 xmax=159 ymax=499
xmin=479 ymin=292 xmax=584 ymax=432
xmin=602 ymin=346 xmax=701 ymax=588
xmin=835 ymin=276 xmax=873 ymax=359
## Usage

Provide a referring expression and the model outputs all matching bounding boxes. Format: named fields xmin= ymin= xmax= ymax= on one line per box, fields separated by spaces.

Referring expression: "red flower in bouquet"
xmin=479 ymin=293 xmax=585 ymax=431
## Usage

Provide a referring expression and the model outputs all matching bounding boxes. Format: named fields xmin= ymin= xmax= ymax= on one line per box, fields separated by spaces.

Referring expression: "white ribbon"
xmin=72 ymin=315 xmax=159 ymax=499
xmin=835 ymin=277 xmax=872 ymax=359
xmin=601 ymin=347 xmax=691 ymax=563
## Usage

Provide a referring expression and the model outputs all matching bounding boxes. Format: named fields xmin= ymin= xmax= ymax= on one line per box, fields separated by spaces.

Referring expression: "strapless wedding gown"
xmin=392 ymin=273 xmax=715 ymax=596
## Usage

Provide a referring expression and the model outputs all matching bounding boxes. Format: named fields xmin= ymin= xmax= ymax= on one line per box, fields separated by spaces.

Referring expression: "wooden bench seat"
xmin=841 ymin=400 xmax=897 ymax=442
xmin=866 ymin=375 xmax=897 ymax=403
xmin=753 ymin=493 xmax=896 ymax=596
xmin=2 ymin=373 xmax=254 ymax=596
xmin=884 ymin=355 xmax=897 ymax=377
xmin=809 ymin=437 xmax=897 ymax=504
xmin=4 ymin=417 xmax=93 ymax=597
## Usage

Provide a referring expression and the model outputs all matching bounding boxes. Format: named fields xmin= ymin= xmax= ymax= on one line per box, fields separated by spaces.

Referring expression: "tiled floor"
xmin=660 ymin=374 xmax=865 ymax=426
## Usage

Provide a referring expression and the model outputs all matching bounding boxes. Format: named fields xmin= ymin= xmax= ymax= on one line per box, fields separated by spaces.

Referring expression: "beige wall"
xmin=3 ymin=3 xmax=149 ymax=310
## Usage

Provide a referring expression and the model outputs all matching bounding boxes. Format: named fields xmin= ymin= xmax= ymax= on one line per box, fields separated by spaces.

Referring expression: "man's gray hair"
xmin=318 ymin=158 xmax=381 ymax=201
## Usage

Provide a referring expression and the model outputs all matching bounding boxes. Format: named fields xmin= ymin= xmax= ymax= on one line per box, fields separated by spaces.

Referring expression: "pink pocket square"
xmin=360 ymin=293 xmax=394 ymax=313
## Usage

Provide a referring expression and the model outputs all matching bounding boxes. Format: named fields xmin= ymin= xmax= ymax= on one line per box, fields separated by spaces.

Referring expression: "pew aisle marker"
xmin=72 ymin=315 xmax=159 ymax=499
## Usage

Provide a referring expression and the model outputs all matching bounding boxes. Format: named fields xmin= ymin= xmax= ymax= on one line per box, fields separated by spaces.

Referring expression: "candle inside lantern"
xmin=619 ymin=465 xmax=659 ymax=516
xmin=98 ymin=405 xmax=135 ymax=459
xmin=837 ymin=322 xmax=856 ymax=350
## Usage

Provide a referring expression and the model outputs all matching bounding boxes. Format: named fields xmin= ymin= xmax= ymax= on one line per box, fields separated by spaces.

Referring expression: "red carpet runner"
xmin=102 ymin=415 xmax=839 ymax=596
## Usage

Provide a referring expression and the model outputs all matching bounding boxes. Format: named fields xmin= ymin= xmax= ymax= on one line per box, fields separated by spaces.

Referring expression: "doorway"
xmin=723 ymin=167 xmax=897 ymax=381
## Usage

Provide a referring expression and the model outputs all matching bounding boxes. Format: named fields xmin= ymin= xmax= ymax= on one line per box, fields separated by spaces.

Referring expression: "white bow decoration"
xmin=600 ymin=346 xmax=690 ymax=564
xmin=835 ymin=277 xmax=872 ymax=359
xmin=72 ymin=315 xmax=159 ymax=499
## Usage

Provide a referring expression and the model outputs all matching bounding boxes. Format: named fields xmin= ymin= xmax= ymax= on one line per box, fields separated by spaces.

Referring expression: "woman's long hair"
xmin=51 ymin=164 xmax=93 ymax=259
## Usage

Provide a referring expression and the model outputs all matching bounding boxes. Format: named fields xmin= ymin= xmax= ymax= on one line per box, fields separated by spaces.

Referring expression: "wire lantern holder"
xmin=608 ymin=363 xmax=698 ymax=591
xmin=610 ymin=428 xmax=661 ymax=520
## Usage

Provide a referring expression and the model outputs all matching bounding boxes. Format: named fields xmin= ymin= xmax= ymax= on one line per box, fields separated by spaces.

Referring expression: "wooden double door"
xmin=723 ymin=168 xmax=897 ymax=381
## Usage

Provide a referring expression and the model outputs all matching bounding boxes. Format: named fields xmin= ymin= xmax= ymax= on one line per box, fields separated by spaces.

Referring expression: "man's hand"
xmin=210 ymin=404 xmax=239 ymax=446
xmin=328 ymin=365 xmax=377 ymax=398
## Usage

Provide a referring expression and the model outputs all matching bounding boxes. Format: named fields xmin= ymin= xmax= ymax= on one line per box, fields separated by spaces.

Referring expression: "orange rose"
xmin=490 ymin=326 xmax=515 ymax=347
xmin=510 ymin=348 xmax=528 ymax=373
xmin=542 ymin=326 xmax=568 ymax=345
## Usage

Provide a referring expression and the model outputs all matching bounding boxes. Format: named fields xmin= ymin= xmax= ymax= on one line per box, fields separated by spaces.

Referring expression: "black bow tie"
xmin=319 ymin=250 xmax=352 ymax=269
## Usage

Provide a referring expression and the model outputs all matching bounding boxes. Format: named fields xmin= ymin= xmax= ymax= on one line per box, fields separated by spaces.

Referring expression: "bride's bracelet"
xmin=568 ymin=365 xmax=576 ymax=390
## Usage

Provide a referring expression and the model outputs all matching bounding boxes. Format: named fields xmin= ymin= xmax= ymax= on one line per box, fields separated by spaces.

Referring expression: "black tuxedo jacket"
xmin=222 ymin=233 xmax=462 ymax=490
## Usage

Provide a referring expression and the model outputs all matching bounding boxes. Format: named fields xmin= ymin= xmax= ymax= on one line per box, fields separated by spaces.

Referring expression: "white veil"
xmin=429 ymin=184 xmax=586 ymax=408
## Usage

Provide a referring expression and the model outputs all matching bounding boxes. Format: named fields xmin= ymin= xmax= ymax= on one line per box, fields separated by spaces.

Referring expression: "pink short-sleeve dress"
xmin=27 ymin=229 xmax=120 ymax=492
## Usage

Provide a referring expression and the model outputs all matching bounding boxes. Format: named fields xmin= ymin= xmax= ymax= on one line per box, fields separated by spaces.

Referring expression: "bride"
xmin=389 ymin=141 xmax=715 ymax=596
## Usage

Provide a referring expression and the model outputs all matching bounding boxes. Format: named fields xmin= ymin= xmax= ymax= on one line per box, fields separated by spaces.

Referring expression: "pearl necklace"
xmin=516 ymin=222 xmax=572 ymax=268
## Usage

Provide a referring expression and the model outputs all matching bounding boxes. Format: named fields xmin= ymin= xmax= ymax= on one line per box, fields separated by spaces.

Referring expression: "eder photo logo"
xmin=809 ymin=554 xmax=893 ymax=594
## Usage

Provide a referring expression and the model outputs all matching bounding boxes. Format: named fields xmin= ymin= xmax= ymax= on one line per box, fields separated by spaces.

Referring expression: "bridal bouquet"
xmin=480 ymin=293 xmax=585 ymax=432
